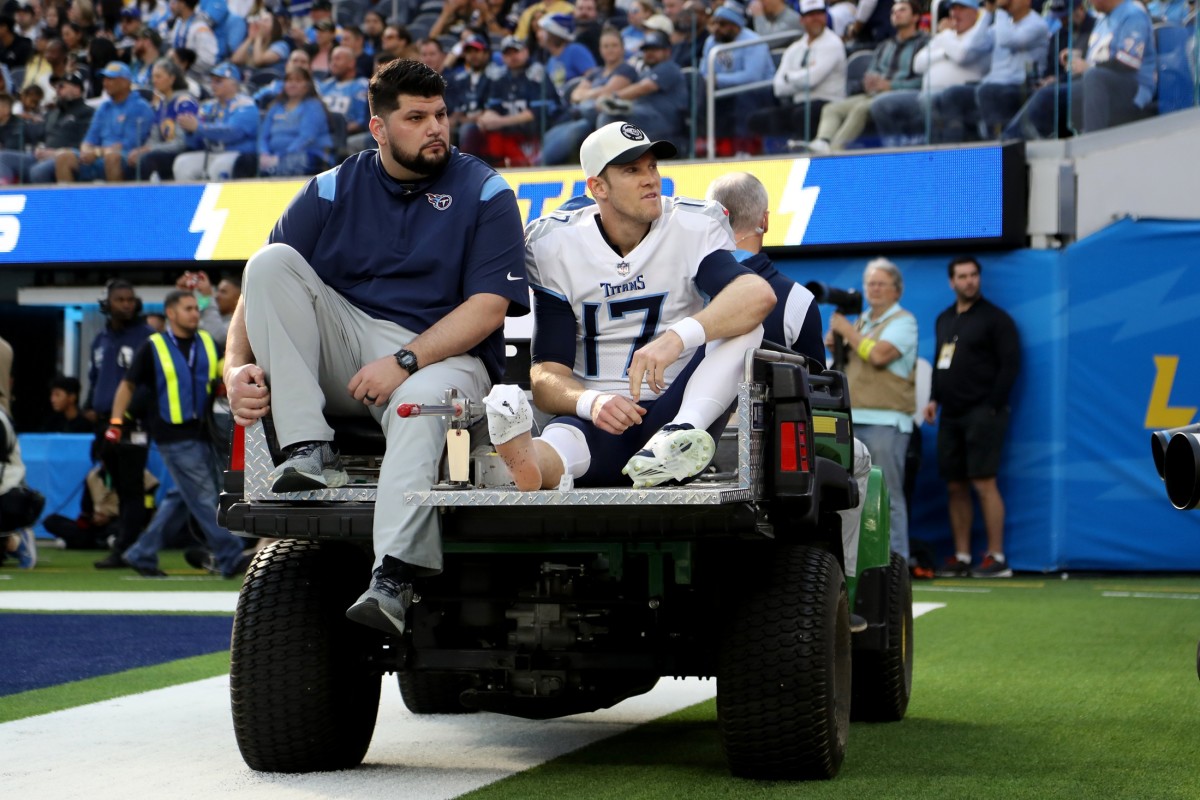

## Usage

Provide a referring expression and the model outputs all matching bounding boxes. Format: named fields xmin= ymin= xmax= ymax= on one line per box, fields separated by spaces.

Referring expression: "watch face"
xmin=396 ymin=350 xmax=418 ymax=372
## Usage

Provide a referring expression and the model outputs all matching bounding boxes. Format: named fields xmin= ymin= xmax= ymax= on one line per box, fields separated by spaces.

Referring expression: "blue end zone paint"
xmin=1 ymin=614 xmax=233 ymax=696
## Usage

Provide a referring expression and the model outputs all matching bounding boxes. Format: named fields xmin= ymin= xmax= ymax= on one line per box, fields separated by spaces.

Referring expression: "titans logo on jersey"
xmin=525 ymin=196 xmax=738 ymax=396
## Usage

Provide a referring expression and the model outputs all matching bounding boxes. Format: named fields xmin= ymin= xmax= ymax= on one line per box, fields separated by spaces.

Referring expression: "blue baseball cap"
xmin=211 ymin=62 xmax=241 ymax=81
xmin=99 ymin=61 xmax=134 ymax=81
xmin=119 ymin=6 xmax=141 ymax=18
xmin=538 ymin=12 xmax=575 ymax=40
xmin=949 ymin=0 xmax=980 ymax=7
xmin=500 ymin=35 xmax=525 ymax=51
xmin=712 ymin=1 xmax=745 ymax=26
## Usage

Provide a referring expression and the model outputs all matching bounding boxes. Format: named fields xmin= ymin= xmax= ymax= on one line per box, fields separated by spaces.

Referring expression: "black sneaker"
xmin=269 ymin=441 xmax=348 ymax=492
xmin=935 ymin=556 xmax=972 ymax=578
xmin=345 ymin=558 xmax=414 ymax=636
xmin=185 ymin=546 xmax=217 ymax=573
xmin=972 ymin=553 xmax=1013 ymax=578
xmin=94 ymin=551 xmax=126 ymax=570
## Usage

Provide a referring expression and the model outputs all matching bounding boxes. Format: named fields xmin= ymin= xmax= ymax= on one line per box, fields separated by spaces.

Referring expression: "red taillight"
xmin=230 ymin=423 xmax=245 ymax=471
xmin=779 ymin=421 xmax=809 ymax=473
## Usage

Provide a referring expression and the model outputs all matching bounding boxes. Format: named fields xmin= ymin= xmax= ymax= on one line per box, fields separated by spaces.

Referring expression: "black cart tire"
xmin=717 ymin=544 xmax=852 ymax=780
xmin=851 ymin=551 xmax=914 ymax=722
xmin=398 ymin=672 xmax=478 ymax=714
xmin=230 ymin=540 xmax=383 ymax=772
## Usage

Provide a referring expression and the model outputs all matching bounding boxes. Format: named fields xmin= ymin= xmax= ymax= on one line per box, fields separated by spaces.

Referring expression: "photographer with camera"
xmin=87 ymin=279 xmax=156 ymax=571
xmin=827 ymin=258 xmax=918 ymax=567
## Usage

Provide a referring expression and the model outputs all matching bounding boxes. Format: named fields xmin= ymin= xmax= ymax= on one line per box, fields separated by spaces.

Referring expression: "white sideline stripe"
xmin=0 ymin=603 xmax=946 ymax=800
xmin=0 ymin=591 xmax=238 ymax=612
xmin=1103 ymin=591 xmax=1200 ymax=601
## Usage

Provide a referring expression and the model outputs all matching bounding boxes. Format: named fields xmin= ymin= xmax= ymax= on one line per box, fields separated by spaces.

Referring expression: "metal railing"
xmin=703 ymin=30 xmax=802 ymax=159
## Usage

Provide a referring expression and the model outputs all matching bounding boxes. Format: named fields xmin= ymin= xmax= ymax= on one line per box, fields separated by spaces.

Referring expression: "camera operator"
xmin=827 ymin=258 xmax=918 ymax=567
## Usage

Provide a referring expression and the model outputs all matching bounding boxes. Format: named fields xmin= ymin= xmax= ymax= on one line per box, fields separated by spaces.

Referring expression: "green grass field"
xmin=5 ymin=551 xmax=1200 ymax=799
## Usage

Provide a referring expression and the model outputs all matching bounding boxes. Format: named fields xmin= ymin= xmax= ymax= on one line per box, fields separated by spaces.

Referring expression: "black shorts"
xmin=937 ymin=405 xmax=1010 ymax=481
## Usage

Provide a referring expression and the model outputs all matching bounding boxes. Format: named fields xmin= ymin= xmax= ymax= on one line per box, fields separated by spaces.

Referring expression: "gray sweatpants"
xmin=243 ymin=243 xmax=491 ymax=575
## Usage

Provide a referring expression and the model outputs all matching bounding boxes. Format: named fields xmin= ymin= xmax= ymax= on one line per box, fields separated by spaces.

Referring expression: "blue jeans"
xmin=855 ymin=423 xmax=910 ymax=562
xmin=123 ymin=438 xmax=245 ymax=576
xmin=870 ymin=90 xmax=934 ymax=146
xmin=540 ymin=117 xmax=593 ymax=166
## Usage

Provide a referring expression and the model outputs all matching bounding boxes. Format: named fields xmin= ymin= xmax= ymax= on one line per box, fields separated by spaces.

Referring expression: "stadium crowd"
xmin=0 ymin=0 xmax=1189 ymax=181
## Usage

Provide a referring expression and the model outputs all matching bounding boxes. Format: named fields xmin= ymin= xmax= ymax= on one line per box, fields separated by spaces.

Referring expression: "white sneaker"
xmin=622 ymin=424 xmax=715 ymax=489
xmin=484 ymin=384 xmax=533 ymax=445
xmin=805 ymin=138 xmax=831 ymax=155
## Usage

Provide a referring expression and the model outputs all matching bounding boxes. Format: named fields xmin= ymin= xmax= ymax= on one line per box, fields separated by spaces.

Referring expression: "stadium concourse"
xmin=0 ymin=583 xmax=942 ymax=797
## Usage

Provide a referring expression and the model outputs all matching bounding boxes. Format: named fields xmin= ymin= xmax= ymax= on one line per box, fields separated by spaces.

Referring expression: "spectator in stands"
xmin=828 ymin=257 xmax=917 ymax=566
xmin=174 ymin=62 xmax=259 ymax=180
xmin=748 ymin=0 xmax=846 ymax=143
xmin=663 ymin=0 xmax=705 ymax=68
xmin=445 ymin=31 xmax=495 ymax=142
xmin=127 ymin=57 xmax=199 ymax=180
xmin=513 ymin=0 xmax=575 ymax=44
xmin=802 ymin=0 xmax=926 ymax=153
xmin=231 ymin=11 xmax=291 ymax=80
xmin=418 ymin=37 xmax=447 ymax=75
xmin=541 ymin=25 xmax=636 ymax=164
xmin=870 ymin=0 xmax=986 ymax=146
xmin=253 ymin=46 xmax=310 ymax=106
xmin=846 ymin=0 xmax=896 ymax=45
xmin=168 ymin=45 xmax=206 ymax=98
xmin=112 ymin=290 xmax=251 ymax=579
xmin=380 ymin=23 xmax=417 ymax=62
xmin=360 ymin=9 xmax=384 ymax=56
xmin=174 ymin=269 xmax=241 ymax=347
xmin=61 ymin=20 xmax=88 ymax=69
xmin=1040 ymin=0 xmax=1094 ymax=86
xmin=1003 ymin=0 xmax=1153 ymax=138
xmin=13 ymin=2 xmax=39 ymax=45
xmin=130 ymin=28 xmax=163 ymax=88
xmin=340 ymin=25 xmax=374 ymax=79
xmin=168 ymin=0 xmax=217 ymax=79
xmin=87 ymin=279 xmax=156 ymax=571
xmin=936 ymin=0 xmax=1047 ymax=142
xmin=0 ymin=90 xmax=28 ymax=155
xmin=53 ymin=61 xmax=154 ymax=182
xmin=480 ymin=0 xmax=519 ymax=41
xmin=16 ymin=70 xmax=92 ymax=183
xmin=595 ymin=30 xmax=686 ymax=141
xmin=0 ymin=14 xmax=33 ymax=74
xmin=620 ymin=0 xmax=655 ymax=55
xmin=114 ymin=7 xmax=142 ymax=61
xmin=258 ymin=65 xmax=333 ymax=176
xmin=308 ymin=18 xmax=336 ymax=78
xmin=16 ymin=83 xmax=42 ymax=119
xmin=752 ymin=0 xmax=802 ymax=36
xmin=42 ymin=374 xmax=93 ymax=433
xmin=303 ymin=0 xmax=334 ymax=43
xmin=319 ymin=45 xmax=372 ymax=152
xmin=538 ymin=12 xmax=597 ymax=94
xmin=429 ymin=0 xmax=476 ymax=42
xmin=41 ymin=2 xmax=62 ymax=40
xmin=22 ymin=36 xmax=68 ymax=96
xmin=700 ymin=0 xmax=775 ymax=139
xmin=460 ymin=36 xmax=558 ymax=167
xmin=574 ymin=0 xmax=604 ymax=61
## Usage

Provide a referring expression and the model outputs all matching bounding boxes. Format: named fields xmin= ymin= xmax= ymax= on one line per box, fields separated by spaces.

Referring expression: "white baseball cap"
xmin=580 ymin=121 xmax=678 ymax=180
xmin=799 ymin=0 xmax=826 ymax=14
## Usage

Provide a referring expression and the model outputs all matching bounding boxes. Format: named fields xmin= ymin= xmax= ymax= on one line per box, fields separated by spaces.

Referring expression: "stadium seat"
xmin=845 ymin=49 xmax=875 ymax=97
xmin=1153 ymin=23 xmax=1195 ymax=115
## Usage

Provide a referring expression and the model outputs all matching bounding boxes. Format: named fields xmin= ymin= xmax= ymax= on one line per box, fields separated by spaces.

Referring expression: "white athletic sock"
xmin=669 ymin=325 xmax=763 ymax=430
xmin=956 ymin=552 xmax=971 ymax=563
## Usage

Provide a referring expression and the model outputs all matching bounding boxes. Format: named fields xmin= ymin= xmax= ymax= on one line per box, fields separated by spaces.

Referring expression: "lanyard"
xmin=175 ymin=16 xmax=193 ymax=50
xmin=165 ymin=328 xmax=196 ymax=370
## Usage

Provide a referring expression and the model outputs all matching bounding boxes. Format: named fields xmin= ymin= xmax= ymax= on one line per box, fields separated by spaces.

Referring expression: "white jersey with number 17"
xmin=525 ymin=196 xmax=736 ymax=397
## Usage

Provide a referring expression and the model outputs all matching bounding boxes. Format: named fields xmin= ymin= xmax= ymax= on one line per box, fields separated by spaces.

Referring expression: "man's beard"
xmin=389 ymin=138 xmax=450 ymax=176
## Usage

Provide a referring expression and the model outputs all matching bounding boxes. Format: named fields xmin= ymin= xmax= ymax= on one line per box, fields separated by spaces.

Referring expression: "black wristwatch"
xmin=395 ymin=348 xmax=419 ymax=375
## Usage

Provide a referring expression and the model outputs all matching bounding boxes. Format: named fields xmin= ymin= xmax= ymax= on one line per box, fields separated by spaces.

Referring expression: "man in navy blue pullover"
xmin=223 ymin=59 xmax=530 ymax=637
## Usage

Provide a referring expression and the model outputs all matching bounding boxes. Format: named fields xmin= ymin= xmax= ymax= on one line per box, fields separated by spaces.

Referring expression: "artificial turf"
xmin=461 ymin=577 xmax=1200 ymax=800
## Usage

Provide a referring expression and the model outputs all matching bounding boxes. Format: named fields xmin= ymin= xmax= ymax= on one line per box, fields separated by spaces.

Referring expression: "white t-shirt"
xmin=525 ymin=197 xmax=736 ymax=396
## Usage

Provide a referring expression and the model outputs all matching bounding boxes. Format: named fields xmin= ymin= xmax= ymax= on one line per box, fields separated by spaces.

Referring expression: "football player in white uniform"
xmin=485 ymin=121 xmax=776 ymax=490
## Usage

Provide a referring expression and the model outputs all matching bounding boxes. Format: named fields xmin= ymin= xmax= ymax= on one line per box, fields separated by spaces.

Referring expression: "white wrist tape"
xmin=668 ymin=316 xmax=706 ymax=351
xmin=576 ymin=389 xmax=601 ymax=420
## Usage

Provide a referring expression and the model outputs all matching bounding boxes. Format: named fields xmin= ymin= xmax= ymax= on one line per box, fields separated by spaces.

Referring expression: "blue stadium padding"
xmin=17 ymin=433 xmax=174 ymax=540
xmin=778 ymin=218 xmax=1200 ymax=572
xmin=0 ymin=614 xmax=233 ymax=696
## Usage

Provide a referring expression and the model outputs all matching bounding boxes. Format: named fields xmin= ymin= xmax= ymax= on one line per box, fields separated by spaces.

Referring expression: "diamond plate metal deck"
xmin=242 ymin=382 xmax=769 ymax=507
